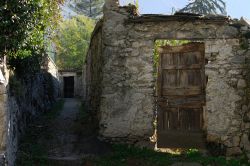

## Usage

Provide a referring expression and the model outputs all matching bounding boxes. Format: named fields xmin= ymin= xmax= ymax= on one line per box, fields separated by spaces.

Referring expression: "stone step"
xmin=171 ymin=162 xmax=202 ymax=166
xmin=46 ymin=156 xmax=84 ymax=166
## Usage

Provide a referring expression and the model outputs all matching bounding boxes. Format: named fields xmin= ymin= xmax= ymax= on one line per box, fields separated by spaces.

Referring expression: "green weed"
xmin=44 ymin=99 xmax=64 ymax=120
xmin=88 ymin=144 xmax=249 ymax=166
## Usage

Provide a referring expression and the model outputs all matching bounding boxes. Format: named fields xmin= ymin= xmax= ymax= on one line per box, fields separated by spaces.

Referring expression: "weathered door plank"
xmin=157 ymin=42 xmax=206 ymax=149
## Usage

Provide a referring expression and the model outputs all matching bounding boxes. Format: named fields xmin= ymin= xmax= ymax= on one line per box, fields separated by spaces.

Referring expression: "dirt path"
xmin=41 ymin=98 xmax=110 ymax=165
xmin=47 ymin=98 xmax=81 ymax=159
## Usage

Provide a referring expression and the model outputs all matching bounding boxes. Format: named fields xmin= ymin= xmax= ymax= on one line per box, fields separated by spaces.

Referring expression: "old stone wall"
xmin=75 ymin=72 xmax=83 ymax=98
xmin=42 ymin=56 xmax=60 ymax=98
xmin=6 ymin=72 xmax=56 ymax=166
xmin=205 ymin=38 xmax=250 ymax=155
xmin=85 ymin=0 xmax=250 ymax=156
xmin=46 ymin=57 xmax=60 ymax=98
xmin=0 ymin=56 xmax=59 ymax=166
xmin=84 ymin=20 xmax=103 ymax=114
xmin=0 ymin=61 xmax=8 ymax=165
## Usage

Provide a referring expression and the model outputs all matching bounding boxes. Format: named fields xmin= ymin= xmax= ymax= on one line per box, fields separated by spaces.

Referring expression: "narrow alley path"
xmin=17 ymin=98 xmax=111 ymax=166
xmin=44 ymin=98 xmax=111 ymax=165
xmin=47 ymin=98 xmax=83 ymax=161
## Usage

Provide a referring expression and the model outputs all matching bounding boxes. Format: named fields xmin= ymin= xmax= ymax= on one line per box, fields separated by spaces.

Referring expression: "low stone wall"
xmin=0 ymin=57 xmax=59 ymax=165
xmin=43 ymin=56 xmax=60 ymax=98
xmin=6 ymin=72 xmax=57 ymax=166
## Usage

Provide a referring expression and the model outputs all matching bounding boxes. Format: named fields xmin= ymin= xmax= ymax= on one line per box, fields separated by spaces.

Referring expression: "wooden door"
xmin=157 ymin=43 xmax=206 ymax=148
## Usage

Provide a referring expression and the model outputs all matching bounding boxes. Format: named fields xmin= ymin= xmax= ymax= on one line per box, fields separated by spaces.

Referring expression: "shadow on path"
xmin=17 ymin=98 xmax=111 ymax=166
xmin=47 ymin=98 xmax=111 ymax=160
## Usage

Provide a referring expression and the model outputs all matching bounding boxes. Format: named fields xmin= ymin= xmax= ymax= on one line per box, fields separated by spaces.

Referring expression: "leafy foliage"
xmin=53 ymin=15 xmax=94 ymax=70
xmin=179 ymin=0 xmax=226 ymax=15
xmin=67 ymin=0 xmax=104 ymax=19
xmin=0 ymin=0 xmax=63 ymax=75
xmin=123 ymin=0 xmax=139 ymax=9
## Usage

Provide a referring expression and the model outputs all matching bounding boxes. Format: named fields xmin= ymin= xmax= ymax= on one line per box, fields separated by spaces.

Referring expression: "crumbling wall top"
xmin=126 ymin=13 xmax=232 ymax=24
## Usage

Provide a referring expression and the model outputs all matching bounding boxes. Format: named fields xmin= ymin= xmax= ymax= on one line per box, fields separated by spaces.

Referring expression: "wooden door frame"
xmin=156 ymin=42 xmax=206 ymax=149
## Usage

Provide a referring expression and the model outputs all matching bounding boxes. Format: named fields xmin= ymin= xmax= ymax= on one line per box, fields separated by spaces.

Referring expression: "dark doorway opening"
xmin=64 ymin=76 xmax=74 ymax=98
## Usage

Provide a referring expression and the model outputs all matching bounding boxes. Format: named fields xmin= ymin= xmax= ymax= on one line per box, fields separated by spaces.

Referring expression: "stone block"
xmin=241 ymin=26 xmax=249 ymax=31
xmin=242 ymin=105 xmax=248 ymax=112
xmin=219 ymin=68 xmax=226 ymax=74
xmin=237 ymin=79 xmax=247 ymax=88
xmin=0 ymin=86 xmax=5 ymax=95
xmin=171 ymin=163 xmax=202 ymax=166
xmin=207 ymin=134 xmax=220 ymax=142
xmin=244 ymin=112 xmax=250 ymax=122
xmin=232 ymin=136 xmax=241 ymax=147
xmin=226 ymin=147 xmax=242 ymax=156
xmin=229 ymin=70 xmax=242 ymax=75
xmin=230 ymin=56 xmax=245 ymax=64
xmin=241 ymin=134 xmax=250 ymax=151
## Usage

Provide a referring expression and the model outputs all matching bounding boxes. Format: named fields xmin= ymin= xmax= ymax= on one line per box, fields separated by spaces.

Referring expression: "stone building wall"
xmin=84 ymin=0 xmax=250 ymax=156
xmin=58 ymin=71 xmax=83 ymax=98
xmin=205 ymin=39 xmax=250 ymax=155
xmin=46 ymin=57 xmax=60 ymax=98
xmin=75 ymin=72 xmax=83 ymax=98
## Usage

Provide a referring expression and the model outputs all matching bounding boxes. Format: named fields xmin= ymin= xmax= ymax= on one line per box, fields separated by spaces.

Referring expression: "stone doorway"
xmin=156 ymin=42 xmax=206 ymax=149
xmin=64 ymin=76 xmax=74 ymax=98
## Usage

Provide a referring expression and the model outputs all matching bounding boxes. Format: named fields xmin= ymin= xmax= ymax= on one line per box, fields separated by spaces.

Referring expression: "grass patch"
xmin=44 ymin=99 xmax=65 ymax=120
xmin=93 ymin=144 xmax=175 ymax=166
xmin=79 ymin=103 xmax=90 ymax=121
xmin=184 ymin=149 xmax=249 ymax=166
xmin=85 ymin=144 xmax=249 ymax=166
xmin=72 ymin=102 xmax=97 ymax=137
xmin=16 ymin=99 xmax=64 ymax=166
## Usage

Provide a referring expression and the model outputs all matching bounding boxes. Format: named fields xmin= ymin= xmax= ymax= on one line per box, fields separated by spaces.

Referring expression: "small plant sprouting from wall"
xmin=124 ymin=0 xmax=139 ymax=16
xmin=240 ymin=31 xmax=250 ymax=49
xmin=124 ymin=0 xmax=139 ymax=7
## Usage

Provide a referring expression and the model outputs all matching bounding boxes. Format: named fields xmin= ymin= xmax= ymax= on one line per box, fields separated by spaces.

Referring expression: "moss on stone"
xmin=243 ymin=31 xmax=250 ymax=39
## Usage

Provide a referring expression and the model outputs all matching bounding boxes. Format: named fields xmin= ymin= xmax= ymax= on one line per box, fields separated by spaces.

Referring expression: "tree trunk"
xmin=89 ymin=0 xmax=92 ymax=17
